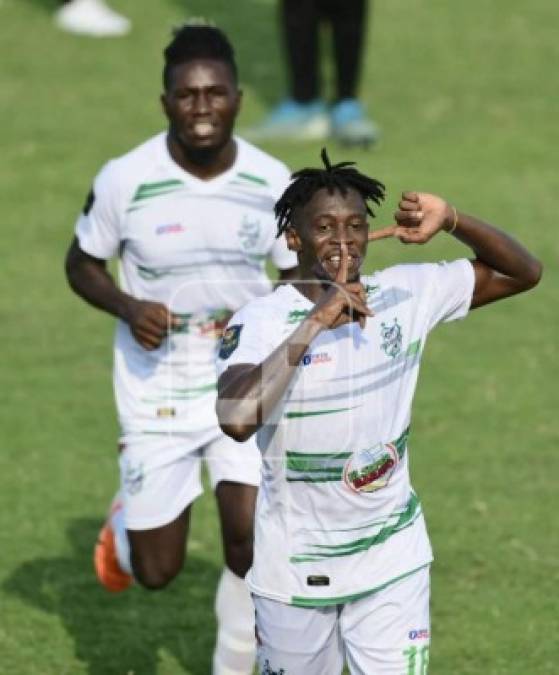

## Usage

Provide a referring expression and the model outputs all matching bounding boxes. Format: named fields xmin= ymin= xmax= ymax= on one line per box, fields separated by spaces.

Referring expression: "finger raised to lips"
xmin=335 ymin=241 xmax=349 ymax=285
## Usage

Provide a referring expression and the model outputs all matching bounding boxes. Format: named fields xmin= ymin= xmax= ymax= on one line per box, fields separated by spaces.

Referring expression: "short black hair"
xmin=163 ymin=23 xmax=238 ymax=89
xmin=275 ymin=148 xmax=385 ymax=236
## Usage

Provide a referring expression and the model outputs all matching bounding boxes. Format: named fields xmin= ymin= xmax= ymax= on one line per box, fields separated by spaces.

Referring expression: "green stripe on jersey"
xmin=141 ymin=382 xmax=217 ymax=402
xmin=290 ymin=492 xmax=421 ymax=562
xmin=285 ymin=428 xmax=409 ymax=480
xmin=291 ymin=563 xmax=430 ymax=607
xmin=394 ymin=426 xmax=410 ymax=459
xmin=284 ymin=406 xmax=359 ymax=419
xmin=236 ymin=171 xmax=269 ymax=186
xmin=130 ymin=179 xmax=184 ymax=204
xmin=406 ymin=339 xmax=421 ymax=356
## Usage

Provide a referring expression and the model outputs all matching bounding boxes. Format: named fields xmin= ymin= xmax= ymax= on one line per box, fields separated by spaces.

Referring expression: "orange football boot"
xmin=94 ymin=502 xmax=133 ymax=592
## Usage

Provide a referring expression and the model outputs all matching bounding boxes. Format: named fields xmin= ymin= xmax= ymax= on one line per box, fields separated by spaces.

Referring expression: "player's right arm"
xmin=64 ymin=239 xmax=175 ymax=350
xmin=217 ymin=245 xmax=371 ymax=441
xmin=64 ymin=163 xmax=177 ymax=350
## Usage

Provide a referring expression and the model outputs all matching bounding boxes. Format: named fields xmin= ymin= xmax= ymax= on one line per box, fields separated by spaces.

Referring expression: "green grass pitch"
xmin=1 ymin=0 xmax=558 ymax=673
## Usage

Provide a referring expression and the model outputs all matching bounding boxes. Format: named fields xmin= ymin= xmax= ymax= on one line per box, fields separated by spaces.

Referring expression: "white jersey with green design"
xmin=217 ymin=259 xmax=475 ymax=606
xmin=75 ymin=133 xmax=296 ymax=435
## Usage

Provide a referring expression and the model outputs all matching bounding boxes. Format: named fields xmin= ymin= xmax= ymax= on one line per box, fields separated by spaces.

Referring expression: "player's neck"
xmin=166 ymin=134 xmax=237 ymax=180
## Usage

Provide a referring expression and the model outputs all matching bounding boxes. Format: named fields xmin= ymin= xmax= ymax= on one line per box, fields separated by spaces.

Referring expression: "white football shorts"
xmin=254 ymin=565 xmax=430 ymax=675
xmin=118 ymin=428 xmax=261 ymax=530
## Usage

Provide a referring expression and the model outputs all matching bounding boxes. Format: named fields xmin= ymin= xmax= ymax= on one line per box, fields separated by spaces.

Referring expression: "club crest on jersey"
xmin=238 ymin=216 xmax=261 ymax=250
xmin=380 ymin=318 xmax=402 ymax=358
xmin=219 ymin=324 xmax=243 ymax=359
xmin=343 ymin=443 xmax=398 ymax=493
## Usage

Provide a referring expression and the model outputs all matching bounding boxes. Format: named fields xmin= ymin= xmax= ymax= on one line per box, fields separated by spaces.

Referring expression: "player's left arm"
xmin=392 ymin=192 xmax=543 ymax=309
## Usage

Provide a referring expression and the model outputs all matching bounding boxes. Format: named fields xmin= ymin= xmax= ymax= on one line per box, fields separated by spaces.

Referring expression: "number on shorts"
xmin=403 ymin=645 xmax=429 ymax=675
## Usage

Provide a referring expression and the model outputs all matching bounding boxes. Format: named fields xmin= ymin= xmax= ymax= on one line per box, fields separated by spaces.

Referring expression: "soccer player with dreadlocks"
xmin=216 ymin=149 xmax=541 ymax=674
xmin=65 ymin=23 xmax=297 ymax=675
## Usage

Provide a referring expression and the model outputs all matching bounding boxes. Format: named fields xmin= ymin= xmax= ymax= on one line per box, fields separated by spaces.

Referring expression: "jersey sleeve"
xmin=74 ymin=160 xmax=123 ymax=260
xmin=269 ymin=234 xmax=298 ymax=270
xmin=423 ymin=259 xmax=475 ymax=331
xmin=266 ymin=161 xmax=298 ymax=270
xmin=216 ymin=302 xmax=276 ymax=376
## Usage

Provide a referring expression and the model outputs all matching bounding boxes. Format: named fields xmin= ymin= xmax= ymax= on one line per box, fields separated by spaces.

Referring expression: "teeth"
xmin=194 ymin=122 xmax=213 ymax=135
xmin=329 ymin=256 xmax=355 ymax=264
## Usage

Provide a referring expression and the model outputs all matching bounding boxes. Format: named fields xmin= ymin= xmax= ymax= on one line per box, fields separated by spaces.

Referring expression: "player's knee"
xmin=223 ymin=536 xmax=253 ymax=578
xmin=132 ymin=553 xmax=185 ymax=590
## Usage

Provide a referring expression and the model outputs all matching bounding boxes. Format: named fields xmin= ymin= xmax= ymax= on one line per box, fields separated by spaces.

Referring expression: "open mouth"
xmin=191 ymin=121 xmax=216 ymax=137
xmin=323 ymin=253 xmax=362 ymax=273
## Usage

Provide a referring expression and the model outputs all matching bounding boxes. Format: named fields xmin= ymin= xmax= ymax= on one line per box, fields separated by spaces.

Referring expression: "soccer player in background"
xmin=216 ymin=150 xmax=541 ymax=673
xmin=65 ymin=24 xmax=297 ymax=675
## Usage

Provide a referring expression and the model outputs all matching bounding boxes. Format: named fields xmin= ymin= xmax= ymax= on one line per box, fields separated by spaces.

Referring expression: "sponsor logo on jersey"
xmin=219 ymin=324 xmax=243 ymax=359
xmin=409 ymin=629 xmax=430 ymax=640
xmin=343 ymin=442 xmax=398 ymax=493
xmin=307 ymin=575 xmax=330 ymax=586
xmin=302 ymin=351 xmax=332 ymax=366
xmin=155 ymin=223 xmax=184 ymax=235
xmin=157 ymin=407 xmax=176 ymax=418
xmin=380 ymin=318 xmax=402 ymax=358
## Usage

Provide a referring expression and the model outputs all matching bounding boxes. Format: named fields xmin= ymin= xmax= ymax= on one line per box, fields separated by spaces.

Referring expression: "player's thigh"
xmin=341 ymin=566 xmax=431 ymax=675
xmin=254 ymin=595 xmax=344 ymax=675
xmin=205 ymin=432 xmax=260 ymax=542
xmin=119 ymin=433 xmax=205 ymax=556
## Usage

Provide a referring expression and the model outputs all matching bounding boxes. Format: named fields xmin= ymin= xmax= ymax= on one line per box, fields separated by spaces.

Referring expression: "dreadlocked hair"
xmin=163 ymin=22 xmax=238 ymax=89
xmin=275 ymin=148 xmax=385 ymax=236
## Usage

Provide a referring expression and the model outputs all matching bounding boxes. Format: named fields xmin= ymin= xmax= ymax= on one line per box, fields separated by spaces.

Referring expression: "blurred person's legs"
xmin=322 ymin=0 xmax=379 ymax=146
xmin=246 ymin=0 xmax=330 ymax=141
xmin=247 ymin=0 xmax=377 ymax=144
xmin=55 ymin=0 xmax=131 ymax=37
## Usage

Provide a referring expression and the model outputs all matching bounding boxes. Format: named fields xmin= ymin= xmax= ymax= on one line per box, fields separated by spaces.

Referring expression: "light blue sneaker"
xmin=331 ymin=99 xmax=380 ymax=147
xmin=245 ymin=99 xmax=331 ymax=141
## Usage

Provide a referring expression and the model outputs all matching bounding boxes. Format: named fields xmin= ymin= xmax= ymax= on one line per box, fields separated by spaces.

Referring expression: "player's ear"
xmin=285 ymin=226 xmax=302 ymax=252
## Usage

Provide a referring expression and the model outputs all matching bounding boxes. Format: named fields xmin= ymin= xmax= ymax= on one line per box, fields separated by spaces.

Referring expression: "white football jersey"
xmin=217 ymin=260 xmax=475 ymax=606
xmin=75 ymin=133 xmax=296 ymax=435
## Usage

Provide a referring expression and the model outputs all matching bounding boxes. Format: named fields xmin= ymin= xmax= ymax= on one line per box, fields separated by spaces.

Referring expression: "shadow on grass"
xmin=169 ymin=0 xmax=285 ymax=106
xmin=4 ymin=518 xmax=220 ymax=675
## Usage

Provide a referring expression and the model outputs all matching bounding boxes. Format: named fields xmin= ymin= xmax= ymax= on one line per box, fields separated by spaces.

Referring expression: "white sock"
xmin=213 ymin=567 xmax=257 ymax=675
xmin=109 ymin=495 xmax=133 ymax=575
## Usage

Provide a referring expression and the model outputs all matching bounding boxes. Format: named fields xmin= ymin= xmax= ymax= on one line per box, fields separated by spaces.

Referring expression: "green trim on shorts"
xmin=290 ymin=563 xmax=430 ymax=608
